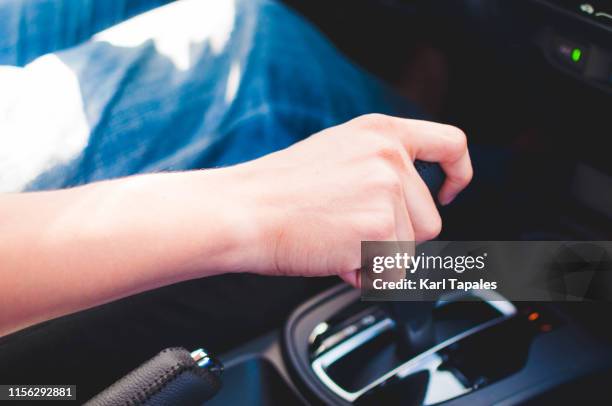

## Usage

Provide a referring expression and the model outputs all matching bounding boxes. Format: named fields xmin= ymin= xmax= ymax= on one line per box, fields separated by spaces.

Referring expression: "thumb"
xmin=339 ymin=270 xmax=361 ymax=289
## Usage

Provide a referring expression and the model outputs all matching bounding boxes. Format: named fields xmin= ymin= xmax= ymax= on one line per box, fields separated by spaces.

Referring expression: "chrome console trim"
xmin=310 ymin=290 xmax=516 ymax=403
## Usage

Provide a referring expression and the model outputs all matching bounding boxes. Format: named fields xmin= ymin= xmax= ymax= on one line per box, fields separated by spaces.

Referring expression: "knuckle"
xmin=373 ymin=141 xmax=405 ymax=169
xmin=355 ymin=113 xmax=393 ymax=132
xmin=368 ymin=217 xmax=397 ymax=241
xmin=443 ymin=125 xmax=468 ymax=154
xmin=420 ymin=213 xmax=442 ymax=240
xmin=384 ymin=177 xmax=404 ymax=200
xmin=369 ymin=164 xmax=403 ymax=199
xmin=451 ymin=165 xmax=473 ymax=187
xmin=358 ymin=208 xmax=397 ymax=241
xmin=461 ymin=165 xmax=474 ymax=184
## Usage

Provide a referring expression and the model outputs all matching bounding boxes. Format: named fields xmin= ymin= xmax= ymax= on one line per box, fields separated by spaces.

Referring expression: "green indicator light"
xmin=571 ymin=48 xmax=582 ymax=62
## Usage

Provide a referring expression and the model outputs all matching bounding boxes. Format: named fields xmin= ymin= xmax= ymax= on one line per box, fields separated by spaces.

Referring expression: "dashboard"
xmin=472 ymin=0 xmax=612 ymax=93
xmin=533 ymin=0 xmax=612 ymax=92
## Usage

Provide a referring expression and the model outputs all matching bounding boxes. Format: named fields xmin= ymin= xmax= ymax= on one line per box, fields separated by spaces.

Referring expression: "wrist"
xmin=166 ymin=168 xmax=270 ymax=276
xmin=200 ymin=166 xmax=276 ymax=275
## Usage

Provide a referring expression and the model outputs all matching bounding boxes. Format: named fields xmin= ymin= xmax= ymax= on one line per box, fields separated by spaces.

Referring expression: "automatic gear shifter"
xmin=385 ymin=161 xmax=444 ymax=358
xmin=386 ymin=301 xmax=436 ymax=357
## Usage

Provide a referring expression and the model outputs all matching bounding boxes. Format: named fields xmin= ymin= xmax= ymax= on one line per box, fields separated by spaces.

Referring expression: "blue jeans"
xmin=0 ymin=0 xmax=424 ymax=399
xmin=1 ymin=0 xmax=420 ymax=192
xmin=0 ymin=0 xmax=172 ymax=66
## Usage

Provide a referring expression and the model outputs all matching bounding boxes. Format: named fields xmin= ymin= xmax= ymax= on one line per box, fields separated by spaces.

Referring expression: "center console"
xmin=209 ymin=284 xmax=612 ymax=405
xmin=305 ymin=290 xmax=517 ymax=404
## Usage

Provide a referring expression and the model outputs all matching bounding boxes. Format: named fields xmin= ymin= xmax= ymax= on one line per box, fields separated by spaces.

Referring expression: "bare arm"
xmin=0 ymin=114 xmax=472 ymax=336
xmin=0 ymin=170 xmax=259 ymax=335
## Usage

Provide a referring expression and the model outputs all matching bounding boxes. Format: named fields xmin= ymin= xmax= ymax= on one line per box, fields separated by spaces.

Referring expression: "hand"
xmin=228 ymin=114 xmax=472 ymax=285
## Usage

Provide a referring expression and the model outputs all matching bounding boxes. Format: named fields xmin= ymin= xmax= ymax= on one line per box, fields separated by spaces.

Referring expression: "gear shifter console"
xmin=308 ymin=291 xmax=516 ymax=404
xmin=283 ymin=285 xmax=611 ymax=405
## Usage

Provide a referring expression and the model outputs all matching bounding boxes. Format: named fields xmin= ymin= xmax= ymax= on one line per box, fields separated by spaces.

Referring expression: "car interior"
xmin=75 ymin=0 xmax=612 ymax=404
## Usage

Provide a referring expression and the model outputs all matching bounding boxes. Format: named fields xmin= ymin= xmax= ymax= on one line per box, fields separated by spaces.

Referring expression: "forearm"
xmin=0 ymin=170 xmax=259 ymax=336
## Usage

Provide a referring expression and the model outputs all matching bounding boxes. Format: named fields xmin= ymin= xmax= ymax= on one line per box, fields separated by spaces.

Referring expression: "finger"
xmin=401 ymin=120 xmax=472 ymax=205
xmin=398 ymin=120 xmax=472 ymax=205
xmin=382 ymin=139 xmax=442 ymax=242
xmin=393 ymin=190 xmax=416 ymax=242
xmin=361 ymin=115 xmax=473 ymax=205
xmin=384 ymin=191 xmax=415 ymax=285
xmin=437 ymin=149 xmax=471 ymax=205
xmin=340 ymin=270 xmax=360 ymax=288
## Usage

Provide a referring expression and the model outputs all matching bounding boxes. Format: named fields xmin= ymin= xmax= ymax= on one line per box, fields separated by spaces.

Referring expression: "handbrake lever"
xmin=85 ymin=347 xmax=222 ymax=406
